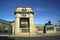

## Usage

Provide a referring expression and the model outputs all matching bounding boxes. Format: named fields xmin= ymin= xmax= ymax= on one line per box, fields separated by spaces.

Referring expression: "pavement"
xmin=0 ymin=32 xmax=60 ymax=40
xmin=0 ymin=32 xmax=60 ymax=37
xmin=0 ymin=35 xmax=60 ymax=40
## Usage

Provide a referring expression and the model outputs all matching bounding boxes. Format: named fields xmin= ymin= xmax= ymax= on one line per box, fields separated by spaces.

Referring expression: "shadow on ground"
xmin=0 ymin=36 xmax=15 ymax=40
xmin=0 ymin=35 xmax=60 ymax=40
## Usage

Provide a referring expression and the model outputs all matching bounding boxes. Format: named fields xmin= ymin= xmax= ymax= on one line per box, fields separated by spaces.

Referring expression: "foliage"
xmin=48 ymin=21 xmax=51 ymax=25
xmin=0 ymin=23 xmax=11 ymax=31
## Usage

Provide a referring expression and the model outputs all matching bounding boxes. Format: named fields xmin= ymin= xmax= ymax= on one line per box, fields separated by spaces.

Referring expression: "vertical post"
xmin=12 ymin=23 xmax=14 ymax=35
xmin=14 ymin=14 xmax=20 ymax=35
xmin=29 ymin=13 xmax=36 ymax=36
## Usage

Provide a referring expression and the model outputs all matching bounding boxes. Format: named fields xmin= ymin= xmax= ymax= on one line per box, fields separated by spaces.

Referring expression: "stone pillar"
xmin=14 ymin=15 xmax=20 ymax=35
xmin=12 ymin=23 xmax=14 ymax=35
xmin=29 ymin=14 xmax=36 ymax=36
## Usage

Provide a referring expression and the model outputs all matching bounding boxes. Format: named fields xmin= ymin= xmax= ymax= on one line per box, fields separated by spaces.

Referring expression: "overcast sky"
xmin=0 ymin=0 xmax=60 ymax=24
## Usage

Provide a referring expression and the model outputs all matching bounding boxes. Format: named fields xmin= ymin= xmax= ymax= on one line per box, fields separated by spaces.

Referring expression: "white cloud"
xmin=33 ymin=7 xmax=55 ymax=15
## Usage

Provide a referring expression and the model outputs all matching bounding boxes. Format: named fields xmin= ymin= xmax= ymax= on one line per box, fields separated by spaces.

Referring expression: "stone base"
xmin=14 ymin=32 xmax=37 ymax=36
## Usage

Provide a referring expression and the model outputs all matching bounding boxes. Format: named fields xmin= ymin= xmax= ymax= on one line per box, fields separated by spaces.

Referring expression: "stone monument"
xmin=13 ymin=6 xmax=36 ymax=36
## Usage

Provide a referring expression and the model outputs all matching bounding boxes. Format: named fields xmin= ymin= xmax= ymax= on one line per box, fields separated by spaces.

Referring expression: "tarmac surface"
xmin=0 ymin=35 xmax=60 ymax=40
xmin=0 ymin=32 xmax=60 ymax=40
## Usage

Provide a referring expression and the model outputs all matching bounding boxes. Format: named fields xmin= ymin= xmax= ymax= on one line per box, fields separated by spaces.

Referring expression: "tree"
xmin=58 ymin=20 xmax=60 ymax=24
xmin=0 ymin=24 xmax=5 ymax=29
xmin=43 ymin=23 xmax=47 ymax=33
xmin=58 ymin=20 xmax=60 ymax=27
xmin=48 ymin=21 xmax=51 ymax=25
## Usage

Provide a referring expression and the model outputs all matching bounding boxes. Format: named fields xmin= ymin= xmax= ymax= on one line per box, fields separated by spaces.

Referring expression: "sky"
xmin=0 ymin=0 xmax=60 ymax=24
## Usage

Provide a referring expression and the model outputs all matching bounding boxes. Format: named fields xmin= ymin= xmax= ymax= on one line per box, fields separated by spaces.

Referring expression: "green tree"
xmin=48 ymin=21 xmax=51 ymax=25
xmin=58 ymin=20 xmax=60 ymax=24
xmin=58 ymin=20 xmax=60 ymax=27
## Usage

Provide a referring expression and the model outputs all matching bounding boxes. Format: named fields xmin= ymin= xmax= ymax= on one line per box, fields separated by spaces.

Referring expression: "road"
xmin=0 ymin=35 xmax=60 ymax=40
